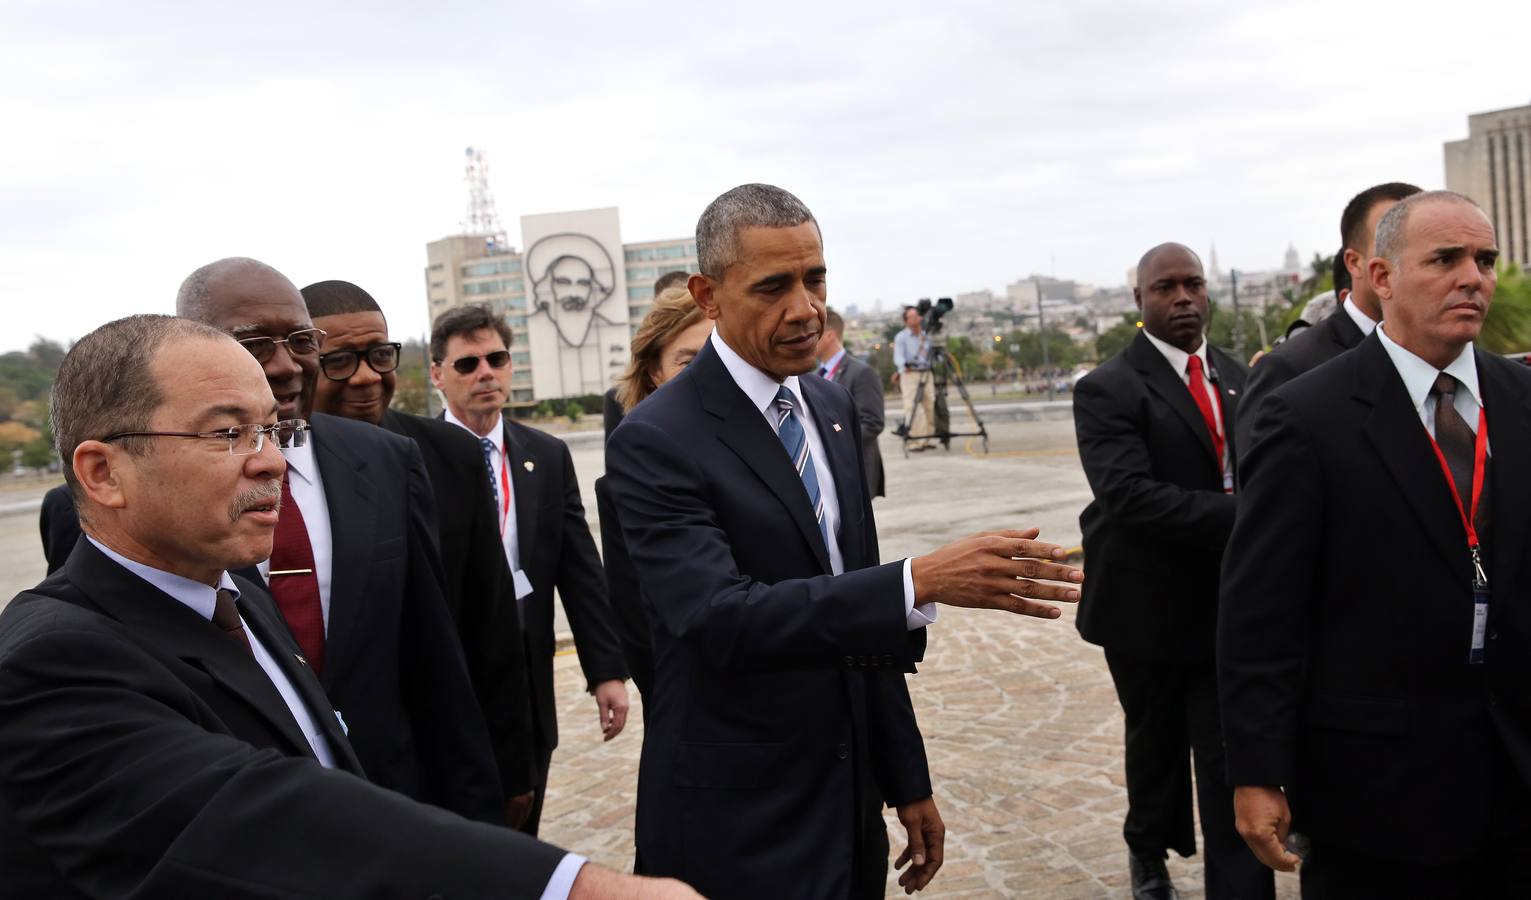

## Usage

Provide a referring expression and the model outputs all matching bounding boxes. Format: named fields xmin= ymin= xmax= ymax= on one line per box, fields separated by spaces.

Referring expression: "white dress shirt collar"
xmin=820 ymin=348 xmax=847 ymax=378
xmin=282 ymin=437 xmax=318 ymax=489
xmin=1376 ymin=323 xmax=1481 ymax=415
xmin=88 ymin=536 xmax=240 ymax=617
xmin=709 ymin=329 xmax=807 ymax=415
xmin=444 ymin=406 xmax=505 ymax=454
xmin=1141 ymin=329 xmax=1210 ymax=380
xmin=1342 ymin=296 xmax=1379 ymax=337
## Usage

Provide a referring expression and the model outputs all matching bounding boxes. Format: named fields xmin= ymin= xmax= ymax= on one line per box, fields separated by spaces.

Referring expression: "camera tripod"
xmin=895 ymin=341 xmax=989 ymax=456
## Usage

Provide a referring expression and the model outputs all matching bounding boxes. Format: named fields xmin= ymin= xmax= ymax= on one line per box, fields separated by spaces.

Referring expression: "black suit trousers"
xmin=1104 ymin=649 xmax=1272 ymax=900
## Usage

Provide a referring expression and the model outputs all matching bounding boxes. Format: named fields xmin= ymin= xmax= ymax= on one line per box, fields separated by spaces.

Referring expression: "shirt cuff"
xmin=902 ymin=558 xmax=937 ymax=630
xmin=539 ymin=853 xmax=587 ymax=900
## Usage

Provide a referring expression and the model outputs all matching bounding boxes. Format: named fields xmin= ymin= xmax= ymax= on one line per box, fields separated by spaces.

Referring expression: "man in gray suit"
xmin=817 ymin=308 xmax=886 ymax=497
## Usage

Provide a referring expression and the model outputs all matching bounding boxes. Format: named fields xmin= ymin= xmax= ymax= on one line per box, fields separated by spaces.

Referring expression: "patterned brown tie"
xmin=211 ymin=588 xmax=253 ymax=655
xmin=1431 ymin=373 xmax=1476 ymax=512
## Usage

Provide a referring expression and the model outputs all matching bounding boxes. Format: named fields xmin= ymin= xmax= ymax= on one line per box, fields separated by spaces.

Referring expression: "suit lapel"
xmin=1129 ymin=332 xmax=1218 ymax=466
xmin=1329 ymin=309 xmax=1365 ymax=352
xmin=693 ymin=343 xmax=832 ymax=574
xmin=1480 ymin=355 xmax=1531 ymax=590
xmin=1354 ymin=337 xmax=1463 ymax=573
xmin=239 ymin=593 xmax=366 ymax=775
xmin=64 ymin=542 xmax=318 ymax=761
xmin=310 ymin=418 xmax=375 ymax=687
xmin=504 ymin=420 xmax=540 ymax=572
xmin=802 ymin=375 xmax=863 ymax=569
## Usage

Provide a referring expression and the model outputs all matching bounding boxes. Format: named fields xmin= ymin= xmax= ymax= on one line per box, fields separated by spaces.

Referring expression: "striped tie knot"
xmin=773 ymin=385 xmax=829 ymax=549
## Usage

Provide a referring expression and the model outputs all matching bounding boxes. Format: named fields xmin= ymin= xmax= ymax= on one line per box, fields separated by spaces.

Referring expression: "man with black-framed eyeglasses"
xmin=168 ymin=257 xmax=514 ymax=833
xmin=302 ymin=278 xmax=543 ymax=830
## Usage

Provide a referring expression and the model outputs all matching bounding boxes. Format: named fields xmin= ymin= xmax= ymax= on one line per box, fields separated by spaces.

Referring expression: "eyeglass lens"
xmin=320 ymin=344 xmax=401 ymax=381
xmin=238 ymin=329 xmax=324 ymax=362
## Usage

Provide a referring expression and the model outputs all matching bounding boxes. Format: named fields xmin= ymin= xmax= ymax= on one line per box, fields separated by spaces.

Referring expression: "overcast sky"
xmin=3 ymin=0 xmax=1527 ymax=351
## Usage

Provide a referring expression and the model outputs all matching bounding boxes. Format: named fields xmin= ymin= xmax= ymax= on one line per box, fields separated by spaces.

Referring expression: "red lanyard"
xmin=1423 ymin=405 xmax=1488 ymax=553
xmin=498 ymin=451 xmax=512 ymax=535
xmin=823 ymin=354 xmax=844 ymax=381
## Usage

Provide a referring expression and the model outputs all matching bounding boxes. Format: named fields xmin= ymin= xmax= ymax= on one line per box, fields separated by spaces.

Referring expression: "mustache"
xmin=228 ymin=481 xmax=282 ymax=523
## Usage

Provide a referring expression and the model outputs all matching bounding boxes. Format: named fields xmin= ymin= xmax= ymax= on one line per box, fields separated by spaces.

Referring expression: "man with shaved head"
xmin=1073 ymin=243 xmax=1267 ymax=899
xmin=173 ymin=257 xmax=509 ymax=827
xmin=1222 ymin=192 xmax=1531 ymax=896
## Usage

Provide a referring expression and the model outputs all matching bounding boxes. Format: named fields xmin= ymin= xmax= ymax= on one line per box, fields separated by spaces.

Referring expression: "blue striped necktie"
xmin=773 ymin=385 xmax=828 ymax=547
xmin=480 ymin=438 xmax=500 ymax=513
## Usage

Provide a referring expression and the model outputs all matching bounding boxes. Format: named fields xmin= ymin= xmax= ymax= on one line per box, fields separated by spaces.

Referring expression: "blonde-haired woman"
xmin=596 ymin=286 xmax=711 ymax=702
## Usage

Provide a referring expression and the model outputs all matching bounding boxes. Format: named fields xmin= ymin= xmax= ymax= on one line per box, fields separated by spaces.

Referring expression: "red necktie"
xmin=1185 ymin=355 xmax=1226 ymax=479
xmin=270 ymin=473 xmax=325 ymax=674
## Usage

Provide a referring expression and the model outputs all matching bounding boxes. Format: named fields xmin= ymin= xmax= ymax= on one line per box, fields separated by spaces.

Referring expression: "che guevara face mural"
xmin=527 ymin=233 xmax=618 ymax=347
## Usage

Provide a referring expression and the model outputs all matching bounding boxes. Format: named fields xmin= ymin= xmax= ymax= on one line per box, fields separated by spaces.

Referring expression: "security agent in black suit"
xmin=430 ymin=304 xmax=631 ymax=836
xmin=300 ymin=279 xmax=541 ymax=829
xmin=1236 ymin=182 xmax=1422 ymax=464
xmin=818 ymin=307 xmax=886 ymax=497
xmin=0 ymin=314 xmax=701 ymax=900
xmin=175 ymin=258 xmax=507 ymax=824
xmin=606 ymin=183 xmax=1085 ymax=898
xmin=1222 ymin=192 xmax=1531 ymax=898
xmin=37 ymin=481 xmax=77 ymax=573
xmin=1073 ymin=243 xmax=1270 ymax=900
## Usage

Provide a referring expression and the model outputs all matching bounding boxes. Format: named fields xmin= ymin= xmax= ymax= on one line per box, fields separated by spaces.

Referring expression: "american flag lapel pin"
xmin=523 ymin=460 xmax=535 ymax=472
xmin=295 ymin=653 xmax=308 ymax=667
xmin=832 ymin=423 xmax=843 ymax=433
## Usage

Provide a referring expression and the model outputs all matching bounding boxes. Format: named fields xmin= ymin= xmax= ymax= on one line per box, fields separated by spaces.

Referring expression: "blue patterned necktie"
xmin=774 ymin=385 xmax=829 ymax=546
xmin=480 ymin=438 xmax=501 ymax=513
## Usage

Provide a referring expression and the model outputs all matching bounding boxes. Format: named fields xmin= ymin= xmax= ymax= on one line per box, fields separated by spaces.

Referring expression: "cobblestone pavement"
xmin=542 ymin=416 xmax=1300 ymax=898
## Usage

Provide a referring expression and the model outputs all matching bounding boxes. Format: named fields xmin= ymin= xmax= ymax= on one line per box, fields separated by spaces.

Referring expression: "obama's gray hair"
xmin=695 ymin=184 xmax=819 ymax=278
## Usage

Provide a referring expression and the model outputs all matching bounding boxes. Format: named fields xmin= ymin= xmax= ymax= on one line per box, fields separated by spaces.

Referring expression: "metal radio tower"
xmin=461 ymin=146 xmax=507 ymax=250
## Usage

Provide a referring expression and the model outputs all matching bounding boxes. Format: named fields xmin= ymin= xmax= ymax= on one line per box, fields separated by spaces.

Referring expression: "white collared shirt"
xmin=442 ymin=407 xmax=523 ymax=576
xmin=1376 ymin=324 xmax=1485 ymax=442
xmin=1342 ymin=296 xmax=1379 ymax=338
xmin=709 ymin=330 xmax=935 ymax=630
xmin=256 ymin=437 xmax=335 ymax=630
xmin=819 ymin=347 xmax=847 ymax=380
xmin=1141 ymin=329 xmax=1230 ymax=481
xmin=89 ymin=536 xmax=337 ymax=768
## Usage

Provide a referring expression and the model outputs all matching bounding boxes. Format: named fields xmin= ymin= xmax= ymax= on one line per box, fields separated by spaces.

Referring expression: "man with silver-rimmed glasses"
xmin=171 ymin=257 xmax=510 ymax=826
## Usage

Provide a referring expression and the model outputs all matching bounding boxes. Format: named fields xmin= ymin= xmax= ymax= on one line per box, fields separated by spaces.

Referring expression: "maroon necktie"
xmin=1185 ymin=355 xmax=1226 ymax=477
xmin=270 ymin=473 xmax=325 ymax=674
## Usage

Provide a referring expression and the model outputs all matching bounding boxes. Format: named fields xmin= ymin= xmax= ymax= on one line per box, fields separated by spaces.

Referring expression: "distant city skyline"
xmin=3 ymin=2 xmax=1528 ymax=352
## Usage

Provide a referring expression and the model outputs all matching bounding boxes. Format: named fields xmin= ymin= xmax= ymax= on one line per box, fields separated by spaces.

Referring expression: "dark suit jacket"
xmin=38 ymin=483 xmax=78 ymax=575
xmin=594 ymin=475 xmax=653 ymax=698
xmin=1073 ymin=331 xmax=1247 ymax=663
xmin=602 ymin=386 xmax=625 ymax=440
xmin=1219 ymin=335 xmax=1531 ymax=864
xmin=500 ymin=418 xmax=627 ymax=752
xmin=606 ymin=341 xmax=932 ymax=899
xmin=826 ymin=352 xmax=886 ymax=498
xmin=1234 ymin=307 xmax=1365 ymax=469
xmin=382 ymin=409 xmax=538 ymax=797
xmin=262 ymin=413 xmax=505 ymax=822
xmin=0 ymin=540 xmax=565 ymax=899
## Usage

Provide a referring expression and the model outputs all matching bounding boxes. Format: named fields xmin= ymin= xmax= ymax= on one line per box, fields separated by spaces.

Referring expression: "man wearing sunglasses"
xmin=301 ymin=278 xmax=541 ymax=828
xmin=172 ymin=257 xmax=508 ymax=827
xmin=430 ymin=303 xmax=630 ymax=837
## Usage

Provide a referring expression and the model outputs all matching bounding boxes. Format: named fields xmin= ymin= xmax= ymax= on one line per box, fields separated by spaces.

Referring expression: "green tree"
xmin=1480 ymin=264 xmax=1531 ymax=355
xmin=1095 ymin=313 xmax=1141 ymax=361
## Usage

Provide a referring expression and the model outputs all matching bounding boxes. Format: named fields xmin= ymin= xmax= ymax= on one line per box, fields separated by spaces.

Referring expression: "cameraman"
xmin=893 ymin=305 xmax=936 ymax=451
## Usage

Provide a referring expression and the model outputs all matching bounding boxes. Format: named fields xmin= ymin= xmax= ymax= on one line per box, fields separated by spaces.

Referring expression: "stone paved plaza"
xmin=0 ymin=412 xmax=1299 ymax=898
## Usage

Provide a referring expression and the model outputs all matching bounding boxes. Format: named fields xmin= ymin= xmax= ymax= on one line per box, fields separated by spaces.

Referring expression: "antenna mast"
xmin=461 ymin=146 xmax=507 ymax=251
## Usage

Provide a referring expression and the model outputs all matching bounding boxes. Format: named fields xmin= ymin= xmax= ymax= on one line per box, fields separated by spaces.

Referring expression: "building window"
xmin=511 ymin=351 xmax=531 ymax=366
xmin=628 ymin=285 xmax=654 ymax=301
xmin=511 ymin=389 xmax=535 ymax=402
xmin=627 ymin=266 xmax=657 ymax=281
xmin=625 ymin=247 xmax=657 ymax=262
xmin=655 ymin=244 xmax=688 ymax=260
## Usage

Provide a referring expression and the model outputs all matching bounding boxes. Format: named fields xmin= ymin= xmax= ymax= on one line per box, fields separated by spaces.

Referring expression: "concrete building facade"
xmin=1445 ymin=100 xmax=1531 ymax=268
xmin=424 ymin=208 xmax=697 ymax=405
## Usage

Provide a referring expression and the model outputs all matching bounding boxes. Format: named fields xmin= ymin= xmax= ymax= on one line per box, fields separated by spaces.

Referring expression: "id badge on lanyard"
xmin=1424 ymin=405 xmax=1490 ymax=664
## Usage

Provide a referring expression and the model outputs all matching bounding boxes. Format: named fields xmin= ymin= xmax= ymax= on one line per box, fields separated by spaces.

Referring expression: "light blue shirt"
xmin=819 ymin=348 xmax=847 ymax=379
xmin=1376 ymin=324 xmax=1485 ymax=443
xmin=710 ymin=330 xmax=935 ymax=629
xmin=892 ymin=327 xmax=930 ymax=372
xmin=86 ymin=536 xmax=337 ymax=768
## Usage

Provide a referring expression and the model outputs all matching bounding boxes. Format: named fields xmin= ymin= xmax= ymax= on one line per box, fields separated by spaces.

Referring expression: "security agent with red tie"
xmin=1072 ymin=243 xmax=1270 ymax=900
